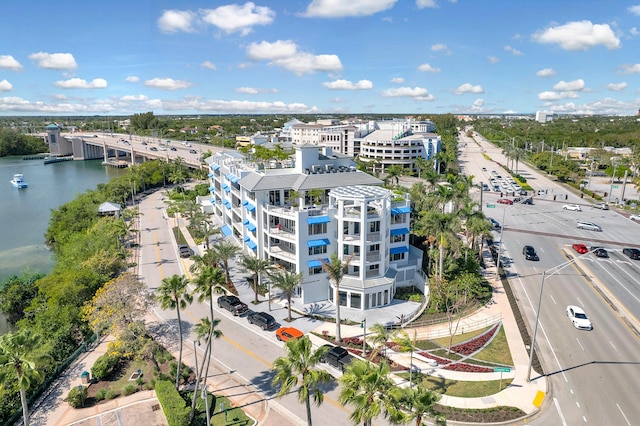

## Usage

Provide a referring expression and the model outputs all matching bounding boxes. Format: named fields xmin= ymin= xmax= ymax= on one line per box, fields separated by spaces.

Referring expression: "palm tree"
xmin=385 ymin=164 xmax=404 ymax=186
xmin=189 ymin=317 xmax=223 ymax=424
xmin=272 ymin=336 xmax=332 ymax=426
xmin=321 ymin=253 xmax=353 ymax=344
xmin=392 ymin=330 xmax=417 ymax=388
xmin=367 ymin=322 xmax=393 ymax=360
xmin=0 ymin=330 xmax=50 ymax=426
xmin=396 ymin=384 xmax=441 ymax=426
xmin=156 ymin=274 xmax=193 ymax=389
xmin=339 ymin=359 xmax=402 ymax=426
xmin=210 ymin=240 xmax=240 ymax=285
xmin=192 ymin=265 xmax=225 ymax=324
xmin=240 ymin=255 xmax=273 ymax=305
xmin=269 ymin=269 xmax=303 ymax=321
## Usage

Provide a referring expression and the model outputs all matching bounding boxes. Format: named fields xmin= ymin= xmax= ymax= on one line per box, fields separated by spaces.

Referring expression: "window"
xmin=308 ymin=223 xmax=327 ymax=235
xmin=369 ymin=221 xmax=380 ymax=232
xmin=269 ymin=190 xmax=281 ymax=205
xmin=339 ymin=291 xmax=347 ymax=306
xmin=368 ymin=264 xmax=379 ymax=271
xmin=350 ymin=293 xmax=361 ymax=309
xmin=369 ymin=244 xmax=379 ymax=252
xmin=392 ymin=253 xmax=405 ymax=261
xmin=391 ymin=234 xmax=406 ymax=243
xmin=309 ymin=245 xmax=327 ymax=255
xmin=309 ymin=266 xmax=323 ymax=275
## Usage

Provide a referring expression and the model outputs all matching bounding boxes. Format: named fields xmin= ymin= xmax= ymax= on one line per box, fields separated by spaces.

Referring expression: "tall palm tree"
xmin=392 ymin=330 xmax=417 ymax=388
xmin=396 ymin=384 xmax=441 ymax=426
xmin=367 ymin=322 xmax=393 ymax=360
xmin=189 ymin=317 xmax=223 ymax=425
xmin=210 ymin=240 xmax=240 ymax=285
xmin=240 ymin=255 xmax=274 ymax=305
xmin=269 ymin=269 xmax=303 ymax=321
xmin=192 ymin=265 xmax=225 ymax=326
xmin=0 ymin=330 xmax=50 ymax=426
xmin=156 ymin=274 xmax=193 ymax=389
xmin=272 ymin=336 xmax=332 ymax=426
xmin=321 ymin=253 xmax=352 ymax=344
xmin=339 ymin=359 xmax=402 ymax=426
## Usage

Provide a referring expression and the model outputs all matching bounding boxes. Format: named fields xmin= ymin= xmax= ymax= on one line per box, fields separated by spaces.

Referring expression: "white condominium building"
xmin=205 ymin=145 xmax=425 ymax=310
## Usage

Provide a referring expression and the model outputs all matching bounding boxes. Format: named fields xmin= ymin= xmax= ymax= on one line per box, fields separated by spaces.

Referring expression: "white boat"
xmin=10 ymin=173 xmax=28 ymax=188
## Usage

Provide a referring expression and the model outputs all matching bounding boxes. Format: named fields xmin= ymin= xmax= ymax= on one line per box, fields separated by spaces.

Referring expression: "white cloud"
xmin=536 ymin=68 xmax=556 ymax=77
xmin=620 ymin=63 xmax=640 ymax=74
xmin=0 ymin=79 xmax=14 ymax=92
xmin=323 ymin=79 xmax=373 ymax=90
xmin=472 ymin=98 xmax=484 ymax=108
xmin=431 ymin=43 xmax=448 ymax=52
xmin=390 ymin=77 xmax=404 ymax=84
xmin=532 ymin=20 xmax=620 ymax=51
xmin=628 ymin=5 xmax=640 ymax=16
xmin=144 ymin=78 xmax=192 ymax=90
xmin=553 ymin=79 xmax=585 ymax=92
xmin=247 ymin=40 xmax=342 ymax=75
xmin=382 ymin=86 xmax=435 ymax=101
xmin=538 ymin=91 xmax=561 ymax=101
xmin=416 ymin=0 xmax=437 ymax=8
xmin=201 ymin=61 xmax=217 ymax=70
xmin=487 ymin=56 xmax=500 ymax=64
xmin=54 ymin=78 xmax=108 ymax=89
xmin=302 ymin=0 xmax=397 ymax=17
xmin=606 ymin=82 xmax=627 ymax=91
xmin=157 ymin=10 xmax=196 ymax=33
xmin=29 ymin=52 xmax=77 ymax=70
xmin=418 ymin=63 xmax=440 ymax=73
xmin=120 ymin=95 xmax=149 ymax=101
xmin=0 ymin=55 xmax=23 ymax=71
xmin=125 ymin=76 xmax=140 ymax=83
xmin=235 ymin=87 xmax=260 ymax=94
xmin=454 ymin=83 xmax=484 ymax=94
xmin=504 ymin=45 xmax=524 ymax=56
xmin=630 ymin=27 xmax=639 ymax=36
xmin=200 ymin=2 xmax=275 ymax=36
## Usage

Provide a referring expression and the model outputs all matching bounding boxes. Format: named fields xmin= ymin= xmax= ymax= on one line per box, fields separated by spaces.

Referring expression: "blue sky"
xmin=1 ymin=0 xmax=640 ymax=116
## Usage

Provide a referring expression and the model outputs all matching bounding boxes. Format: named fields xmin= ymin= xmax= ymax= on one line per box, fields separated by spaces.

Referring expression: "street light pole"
xmin=526 ymin=250 xmax=595 ymax=381
xmin=495 ymin=196 xmax=530 ymax=276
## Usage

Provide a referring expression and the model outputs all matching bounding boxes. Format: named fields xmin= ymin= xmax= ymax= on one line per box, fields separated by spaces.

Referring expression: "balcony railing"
xmin=268 ymin=244 xmax=296 ymax=261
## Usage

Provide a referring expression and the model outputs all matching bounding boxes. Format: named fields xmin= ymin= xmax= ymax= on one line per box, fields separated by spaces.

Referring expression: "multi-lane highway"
xmin=460 ymin=130 xmax=640 ymax=425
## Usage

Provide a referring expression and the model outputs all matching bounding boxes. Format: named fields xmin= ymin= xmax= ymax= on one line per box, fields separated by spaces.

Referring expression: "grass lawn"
xmin=208 ymin=395 xmax=252 ymax=426
xmin=470 ymin=326 xmax=514 ymax=366
xmin=431 ymin=325 xmax=491 ymax=347
xmin=401 ymin=374 xmax=513 ymax=397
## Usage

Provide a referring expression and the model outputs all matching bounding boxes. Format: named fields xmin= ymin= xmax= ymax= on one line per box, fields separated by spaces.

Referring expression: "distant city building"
xmin=204 ymin=145 xmax=425 ymax=309
xmin=535 ymin=111 xmax=555 ymax=123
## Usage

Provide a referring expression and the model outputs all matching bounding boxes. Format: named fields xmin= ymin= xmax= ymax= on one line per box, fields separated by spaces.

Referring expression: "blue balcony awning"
xmin=222 ymin=199 xmax=230 ymax=207
xmin=245 ymin=204 xmax=256 ymax=212
xmin=247 ymin=240 xmax=257 ymax=250
xmin=212 ymin=164 xmax=220 ymax=171
xmin=220 ymin=225 xmax=232 ymax=237
xmin=225 ymin=173 xmax=233 ymax=180
xmin=390 ymin=227 xmax=410 ymax=236
xmin=307 ymin=238 xmax=330 ymax=248
xmin=210 ymin=197 xmax=215 ymax=204
xmin=231 ymin=175 xmax=240 ymax=184
xmin=246 ymin=223 xmax=256 ymax=232
xmin=390 ymin=246 xmax=410 ymax=255
xmin=243 ymin=235 xmax=250 ymax=242
xmin=307 ymin=216 xmax=331 ymax=225
xmin=307 ymin=258 xmax=329 ymax=268
xmin=207 ymin=173 xmax=214 ymax=178
xmin=209 ymin=186 xmax=215 ymax=192
xmin=221 ymin=184 xmax=230 ymax=193
xmin=241 ymin=200 xmax=248 ymax=206
xmin=391 ymin=206 xmax=412 ymax=215
xmin=242 ymin=219 xmax=249 ymax=225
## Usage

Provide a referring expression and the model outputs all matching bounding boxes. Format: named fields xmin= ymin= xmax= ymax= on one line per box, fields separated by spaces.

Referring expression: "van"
xmin=577 ymin=221 xmax=602 ymax=232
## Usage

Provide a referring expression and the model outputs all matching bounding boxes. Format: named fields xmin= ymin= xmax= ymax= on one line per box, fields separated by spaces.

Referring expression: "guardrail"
xmin=416 ymin=313 xmax=503 ymax=339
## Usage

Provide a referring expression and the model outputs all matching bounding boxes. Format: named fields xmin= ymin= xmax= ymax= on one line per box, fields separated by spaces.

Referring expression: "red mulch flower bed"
xmin=449 ymin=323 xmax=500 ymax=356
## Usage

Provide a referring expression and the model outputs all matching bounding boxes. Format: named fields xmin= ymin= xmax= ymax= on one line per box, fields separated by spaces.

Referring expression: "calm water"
xmin=0 ymin=156 xmax=126 ymax=281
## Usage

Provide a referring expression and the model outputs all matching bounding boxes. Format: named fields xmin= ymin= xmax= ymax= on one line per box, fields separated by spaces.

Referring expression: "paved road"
xmin=461 ymin=130 xmax=640 ymax=425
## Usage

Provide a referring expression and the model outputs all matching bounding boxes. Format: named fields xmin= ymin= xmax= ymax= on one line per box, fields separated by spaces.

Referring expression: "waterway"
xmin=0 ymin=156 xmax=126 ymax=333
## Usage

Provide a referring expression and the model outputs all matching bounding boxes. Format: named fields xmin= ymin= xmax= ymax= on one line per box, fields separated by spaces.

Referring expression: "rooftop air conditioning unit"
xmin=325 ymin=164 xmax=333 ymax=171
xmin=311 ymin=164 xmax=322 ymax=173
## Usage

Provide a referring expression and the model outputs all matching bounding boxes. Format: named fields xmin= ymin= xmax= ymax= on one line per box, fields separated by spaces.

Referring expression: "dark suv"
xmin=522 ymin=245 xmax=539 ymax=261
xmin=177 ymin=244 xmax=192 ymax=258
xmin=247 ymin=311 xmax=276 ymax=330
xmin=623 ymin=248 xmax=640 ymax=260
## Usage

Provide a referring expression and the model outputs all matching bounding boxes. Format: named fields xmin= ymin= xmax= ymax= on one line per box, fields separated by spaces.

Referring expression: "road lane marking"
xmin=577 ymin=297 xmax=584 ymax=307
xmin=617 ymin=403 xmax=631 ymax=426
xmin=576 ymin=401 xmax=580 ymax=408
xmin=550 ymin=294 xmax=557 ymax=305
xmin=575 ymin=338 xmax=584 ymax=351
xmin=553 ymin=397 xmax=568 ymax=426
xmin=609 ymin=341 xmax=618 ymax=352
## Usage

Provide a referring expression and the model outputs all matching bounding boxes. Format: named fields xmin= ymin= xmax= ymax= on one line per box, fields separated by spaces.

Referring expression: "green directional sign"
xmin=611 ymin=185 xmax=619 ymax=189
xmin=494 ymin=367 xmax=511 ymax=373
xmin=486 ymin=204 xmax=496 ymax=208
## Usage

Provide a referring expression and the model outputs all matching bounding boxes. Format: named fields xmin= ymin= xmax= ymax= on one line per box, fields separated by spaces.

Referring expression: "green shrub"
xmin=95 ymin=388 xmax=108 ymax=402
xmin=105 ymin=390 xmax=119 ymax=400
xmin=66 ymin=386 xmax=88 ymax=408
xmin=155 ymin=380 xmax=190 ymax=426
xmin=122 ymin=384 xmax=137 ymax=396
xmin=91 ymin=353 xmax=120 ymax=380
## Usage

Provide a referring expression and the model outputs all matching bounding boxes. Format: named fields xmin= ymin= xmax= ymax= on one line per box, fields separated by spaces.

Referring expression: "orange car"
xmin=276 ymin=327 xmax=303 ymax=342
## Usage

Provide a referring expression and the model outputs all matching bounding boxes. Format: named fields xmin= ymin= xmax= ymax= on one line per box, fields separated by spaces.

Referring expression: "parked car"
xmin=320 ymin=344 xmax=353 ymax=372
xmin=591 ymin=247 xmax=609 ymax=258
xmin=566 ymin=305 xmax=592 ymax=330
xmin=629 ymin=214 xmax=640 ymax=221
xmin=170 ymin=146 xmax=177 ymax=151
xmin=481 ymin=167 xmax=487 ymax=172
xmin=482 ymin=183 xmax=490 ymax=191
xmin=563 ymin=204 xmax=582 ymax=211
xmin=487 ymin=217 xmax=501 ymax=229
xmin=149 ymin=146 xmax=158 ymax=151
xmin=275 ymin=327 xmax=303 ymax=342
xmin=497 ymin=198 xmax=513 ymax=205
xmin=572 ymin=243 xmax=588 ymax=254
xmin=592 ymin=203 xmax=609 ymax=210
xmin=177 ymin=244 xmax=192 ymax=258
xmin=217 ymin=295 xmax=249 ymax=316
xmin=189 ymin=149 xmax=197 ymax=154
xmin=522 ymin=245 xmax=539 ymax=261
xmin=247 ymin=311 xmax=277 ymax=330
xmin=623 ymin=248 xmax=640 ymax=260
xmin=577 ymin=221 xmax=602 ymax=232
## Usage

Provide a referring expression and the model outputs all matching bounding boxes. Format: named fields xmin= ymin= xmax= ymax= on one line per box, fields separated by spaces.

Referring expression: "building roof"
xmin=240 ymin=170 xmax=382 ymax=192
xmin=98 ymin=202 xmax=122 ymax=214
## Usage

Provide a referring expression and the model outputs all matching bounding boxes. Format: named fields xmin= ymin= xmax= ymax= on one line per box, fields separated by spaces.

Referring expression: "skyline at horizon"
xmin=2 ymin=1 xmax=640 ymax=117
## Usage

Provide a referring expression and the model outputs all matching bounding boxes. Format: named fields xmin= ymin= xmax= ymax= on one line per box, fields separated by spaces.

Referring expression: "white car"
xmin=563 ymin=204 xmax=582 ymax=211
xmin=630 ymin=214 xmax=640 ymax=221
xmin=566 ymin=305 xmax=592 ymax=330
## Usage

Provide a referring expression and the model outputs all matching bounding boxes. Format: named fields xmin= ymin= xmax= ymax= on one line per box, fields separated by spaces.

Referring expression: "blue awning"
xmin=391 ymin=206 xmax=412 ymax=215
xmin=210 ymin=197 xmax=215 ymax=204
xmin=212 ymin=164 xmax=220 ymax=171
xmin=307 ymin=238 xmax=330 ymax=248
xmin=246 ymin=223 xmax=256 ymax=232
xmin=221 ymin=184 xmax=230 ymax=192
xmin=231 ymin=175 xmax=240 ymax=184
xmin=222 ymin=199 xmax=230 ymax=207
xmin=241 ymin=200 xmax=248 ymax=206
xmin=220 ymin=225 xmax=232 ymax=237
xmin=225 ymin=173 xmax=233 ymax=180
xmin=307 ymin=258 xmax=329 ymax=268
xmin=390 ymin=227 xmax=410 ymax=236
xmin=209 ymin=186 xmax=215 ymax=192
xmin=243 ymin=235 xmax=250 ymax=242
xmin=245 ymin=204 xmax=256 ymax=212
xmin=390 ymin=246 xmax=410 ymax=255
xmin=242 ymin=219 xmax=249 ymax=225
xmin=307 ymin=216 xmax=331 ymax=225
xmin=207 ymin=173 xmax=214 ymax=178
xmin=247 ymin=240 xmax=257 ymax=250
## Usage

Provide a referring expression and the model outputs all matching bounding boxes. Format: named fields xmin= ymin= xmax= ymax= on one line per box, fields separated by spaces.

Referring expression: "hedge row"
xmin=155 ymin=380 xmax=190 ymax=426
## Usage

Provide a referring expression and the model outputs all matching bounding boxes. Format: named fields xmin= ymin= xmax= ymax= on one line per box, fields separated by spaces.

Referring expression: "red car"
xmin=497 ymin=198 xmax=514 ymax=205
xmin=572 ymin=243 xmax=588 ymax=254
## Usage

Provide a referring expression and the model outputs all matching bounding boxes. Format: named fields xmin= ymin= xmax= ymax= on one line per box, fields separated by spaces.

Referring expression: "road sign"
xmin=486 ymin=204 xmax=496 ymax=208
xmin=494 ymin=367 xmax=511 ymax=372
xmin=611 ymin=185 xmax=619 ymax=188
